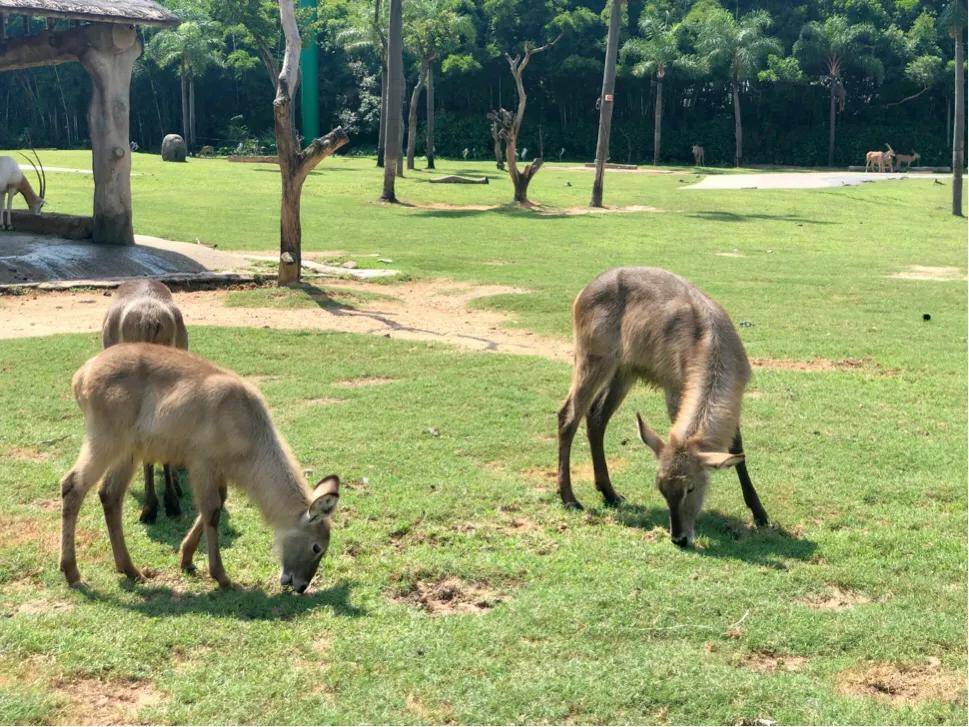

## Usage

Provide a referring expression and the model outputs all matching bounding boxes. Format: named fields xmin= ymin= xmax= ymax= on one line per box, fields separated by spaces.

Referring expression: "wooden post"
xmin=590 ymin=0 xmax=622 ymax=207
xmin=79 ymin=24 xmax=141 ymax=245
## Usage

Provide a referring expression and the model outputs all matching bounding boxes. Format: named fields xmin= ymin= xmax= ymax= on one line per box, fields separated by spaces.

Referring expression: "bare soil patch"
xmin=303 ymin=397 xmax=346 ymax=407
xmin=5 ymin=445 xmax=50 ymax=463
xmin=715 ymin=251 xmax=746 ymax=258
xmin=394 ymin=576 xmax=505 ymax=616
xmin=523 ymin=458 xmax=629 ymax=486
xmin=53 ymin=676 xmax=164 ymax=725
xmin=889 ymin=265 xmax=965 ymax=282
xmin=799 ymin=586 xmax=870 ymax=611
xmin=751 ymin=357 xmax=885 ymax=374
xmin=742 ymin=651 xmax=808 ymax=673
xmin=0 ymin=279 xmax=571 ymax=360
xmin=332 ymin=376 xmax=396 ymax=388
xmin=409 ymin=202 xmax=497 ymax=212
xmin=837 ymin=660 xmax=965 ymax=706
xmin=538 ymin=204 xmax=660 ymax=216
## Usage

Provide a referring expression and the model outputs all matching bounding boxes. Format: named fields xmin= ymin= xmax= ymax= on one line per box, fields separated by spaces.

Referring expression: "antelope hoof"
xmin=753 ymin=513 xmax=770 ymax=528
xmin=181 ymin=562 xmax=197 ymax=575
xmin=163 ymin=499 xmax=181 ymax=518
xmin=562 ymin=498 xmax=584 ymax=511
xmin=125 ymin=568 xmax=147 ymax=583
xmin=139 ymin=506 xmax=158 ymax=524
xmin=215 ymin=575 xmax=232 ymax=589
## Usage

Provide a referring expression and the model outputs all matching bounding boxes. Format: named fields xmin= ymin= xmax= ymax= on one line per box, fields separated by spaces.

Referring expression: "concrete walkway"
xmin=684 ymin=171 xmax=948 ymax=190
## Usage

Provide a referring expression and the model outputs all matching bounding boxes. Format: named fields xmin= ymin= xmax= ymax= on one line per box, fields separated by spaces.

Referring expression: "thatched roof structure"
xmin=0 ymin=0 xmax=178 ymax=27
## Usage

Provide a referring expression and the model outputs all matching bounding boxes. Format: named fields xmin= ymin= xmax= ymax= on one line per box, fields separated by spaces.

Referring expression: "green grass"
xmin=223 ymin=283 xmax=396 ymax=310
xmin=0 ymin=151 xmax=965 ymax=724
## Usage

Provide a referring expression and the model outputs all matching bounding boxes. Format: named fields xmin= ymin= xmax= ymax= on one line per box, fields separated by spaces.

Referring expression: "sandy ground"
xmin=684 ymin=171 xmax=948 ymax=190
xmin=0 ymin=279 xmax=573 ymax=360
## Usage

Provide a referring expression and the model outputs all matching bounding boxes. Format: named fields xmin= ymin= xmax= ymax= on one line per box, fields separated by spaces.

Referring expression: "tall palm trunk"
xmin=828 ymin=72 xmax=837 ymax=168
xmin=425 ymin=63 xmax=435 ymax=169
xmin=652 ymin=71 xmax=664 ymax=165
xmin=180 ymin=73 xmax=189 ymax=143
xmin=953 ymin=29 xmax=964 ymax=216
xmin=591 ymin=0 xmax=622 ymax=207
xmin=731 ymin=78 xmax=742 ymax=167
xmin=189 ymin=77 xmax=196 ymax=149
xmin=406 ymin=66 xmax=425 ymax=170
xmin=377 ymin=65 xmax=387 ymax=167
xmin=381 ymin=0 xmax=403 ymax=201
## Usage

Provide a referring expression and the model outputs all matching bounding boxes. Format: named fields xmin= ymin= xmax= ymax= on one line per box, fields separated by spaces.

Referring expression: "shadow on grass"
xmin=612 ymin=503 xmax=816 ymax=568
xmin=77 ymin=579 xmax=365 ymax=620
xmin=687 ymin=210 xmax=834 ymax=225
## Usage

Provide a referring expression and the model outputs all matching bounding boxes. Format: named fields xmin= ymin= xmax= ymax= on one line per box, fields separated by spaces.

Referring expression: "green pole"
xmin=299 ymin=0 xmax=320 ymax=140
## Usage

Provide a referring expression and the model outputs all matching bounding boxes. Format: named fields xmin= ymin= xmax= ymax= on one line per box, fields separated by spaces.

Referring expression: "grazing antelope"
xmin=691 ymin=144 xmax=705 ymax=166
xmin=59 ymin=344 xmax=341 ymax=591
xmin=101 ymin=280 xmax=188 ymax=523
xmin=864 ymin=147 xmax=894 ymax=173
xmin=557 ymin=268 xmax=769 ymax=547
xmin=0 ymin=151 xmax=46 ymax=229
xmin=894 ymin=151 xmax=920 ymax=171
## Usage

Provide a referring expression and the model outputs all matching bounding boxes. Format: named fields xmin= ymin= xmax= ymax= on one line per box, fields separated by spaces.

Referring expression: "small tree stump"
xmin=161 ymin=134 xmax=187 ymax=163
xmin=428 ymin=175 xmax=489 ymax=184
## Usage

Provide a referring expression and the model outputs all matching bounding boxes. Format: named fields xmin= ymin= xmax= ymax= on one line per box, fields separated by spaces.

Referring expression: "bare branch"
xmin=298 ymin=127 xmax=350 ymax=178
xmin=275 ymin=0 xmax=301 ymax=106
xmin=885 ymin=86 xmax=931 ymax=107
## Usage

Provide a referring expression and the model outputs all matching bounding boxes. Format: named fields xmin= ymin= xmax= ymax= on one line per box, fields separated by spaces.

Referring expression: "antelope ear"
xmin=308 ymin=475 xmax=340 ymax=520
xmin=635 ymin=413 xmax=665 ymax=458
xmin=696 ymin=451 xmax=744 ymax=469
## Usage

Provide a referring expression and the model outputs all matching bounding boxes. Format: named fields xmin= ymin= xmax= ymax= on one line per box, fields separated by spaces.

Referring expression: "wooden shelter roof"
xmin=0 ymin=0 xmax=179 ymax=27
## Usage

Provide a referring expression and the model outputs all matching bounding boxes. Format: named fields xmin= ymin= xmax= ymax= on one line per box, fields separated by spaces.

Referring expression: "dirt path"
xmin=0 ymin=279 xmax=573 ymax=361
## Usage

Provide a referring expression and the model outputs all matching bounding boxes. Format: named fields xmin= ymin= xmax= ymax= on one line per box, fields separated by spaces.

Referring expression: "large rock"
xmin=161 ymin=134 xmax=187 ymax=162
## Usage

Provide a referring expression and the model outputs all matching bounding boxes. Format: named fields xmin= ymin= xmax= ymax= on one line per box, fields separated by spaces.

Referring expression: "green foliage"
xmin=696 ymin=9 xmax=783 ymax=82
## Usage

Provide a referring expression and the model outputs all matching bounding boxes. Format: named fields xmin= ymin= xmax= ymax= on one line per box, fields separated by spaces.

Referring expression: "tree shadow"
xmin=285 ymin=281 xmax=366 ymax=312
xmin=76 ymin=579 xmax=365 ymax=620
xmin=687 ymin=210 xmax=833 ymax=225
xmin=611 ymin=503 xmax=816 ymax=569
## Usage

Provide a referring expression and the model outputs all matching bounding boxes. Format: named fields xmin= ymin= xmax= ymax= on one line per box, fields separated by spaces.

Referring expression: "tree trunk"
xmin=381 ymin=0 xmax=403 ymax=201
xmin=274 ymin=0 xmax=349 ymax=284
xmin=731 ymin=78 xmax=742 ymax=167
xmin=189 ymin=76 xmax=196 ymax=149
xmin=828 ymin=75 xmax=836 ymax=168
xmin=396 ymin=86 xmax=404 ymax=176
xmin=652 ymin=72 xmax=663 ymax=166
xmin=590 ymin=0 xmax=622 ymax=207
xmin=406 ymin=66 xmax=425 ymax=170
xmin=80 ymin=23 xmax=141 ymax=245
xmin=953 ymin=31 xmax=964 ymax=216
xmin=425 ymin=62 xmax=435 ymax=169
xmin=180 ymin=72 xmax=189 ymax=143
xmin=377 ymin=62 xmax=387 ymax=167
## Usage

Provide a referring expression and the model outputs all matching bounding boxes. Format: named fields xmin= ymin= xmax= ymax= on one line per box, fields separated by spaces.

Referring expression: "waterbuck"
xmin=102 ymin=280 xmax=188 ymax=523
xmin=556 ymin=267 xmax=769 ymax=546
xmin=59 ymin=344 xmax=341 ymax=592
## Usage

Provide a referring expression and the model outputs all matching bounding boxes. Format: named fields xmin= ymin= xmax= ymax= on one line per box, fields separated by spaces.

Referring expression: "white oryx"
xmin=0 ymin=151 xmax=46 ymax=229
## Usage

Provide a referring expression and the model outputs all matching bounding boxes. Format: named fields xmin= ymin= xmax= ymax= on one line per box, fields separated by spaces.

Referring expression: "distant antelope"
xmin=691 ymin=144 xmax=705 ymax=166
xmin=894 ymin=151 xmax=920 ymax=171
xmin=557 ymin=268 xmax=769 ymax=546
xmin=864 ymin=147 xmax=894 ymax=173
xmin=101 ymin=280 xmax=188 ymax=523
xmin=60 ymin=344 xmax=341 ymax=591
xmin=0 ymin=151 xmax=46 ymax=229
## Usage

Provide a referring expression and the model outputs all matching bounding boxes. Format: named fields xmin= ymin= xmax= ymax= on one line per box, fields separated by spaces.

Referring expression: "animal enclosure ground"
xmin=0 ymin=152 xmax=964 ymax=725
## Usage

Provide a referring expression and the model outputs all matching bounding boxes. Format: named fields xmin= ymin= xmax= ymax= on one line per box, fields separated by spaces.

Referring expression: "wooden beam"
xmin=0 ymin=24 xmax=88 ymax=71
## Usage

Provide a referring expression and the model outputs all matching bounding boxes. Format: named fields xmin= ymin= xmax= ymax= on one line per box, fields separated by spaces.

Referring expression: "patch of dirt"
xmin=53 ymin=676 xmax=164 ymax=725
xmin=742 ymin=651 xmax=808 ymax=673
xmin=6 ymin=593 xmax=75 ymax=617
xmin=409 ymin=202 xmax=497 ymax=212
xmin=523 ymin=458 xmax=628 ymax=485
xmin=244 ymin=374 xmax=281 ymax=385
xmin=538 ymin=204 xmax=660 ymax=216
xmin=799 ymin=586 xmax=871 ymax=611
xmin=394 ymin=576 xmax=505 ymax=616
xmin=332 ymin=376 xmax=396 ymax=388
xmin=889 ymin=265 xmax=965 ymax=282
xmin=0 ymin=279 xmax=571 ymax=361
xmin=837 ymin=659 xmax=965 ymax=706
xmin=4 ymin=445 xmax=50 ymax=462
xmin=715 ymin=251 xmax=746 ymax=258
xmin=303 ymin=397 xmax=346 ymax=406
xmin=751 ymin=357 xmax=884 ymax=373
xmin=556 ymin=165 xmax=680 ymax=175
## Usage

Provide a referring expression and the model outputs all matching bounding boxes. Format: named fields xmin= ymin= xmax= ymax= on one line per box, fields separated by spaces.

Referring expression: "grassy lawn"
xmin=0 ymin=151 xmax=965 ymax=724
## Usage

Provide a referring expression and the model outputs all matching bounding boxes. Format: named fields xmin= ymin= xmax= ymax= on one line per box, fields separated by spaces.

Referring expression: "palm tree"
xmin=622 ymin=12 xmax=692 ymax=165
xmin=337 ymin=0 xmax=387 ymax=166
xmin=697 ymin=9 xmax=780 ymax=167
xmin=146 ymin=17 xmax=223 ymax=149
xmin=403 ymin=0 xmax=475 ymax=169
xmin=942 ymin=1 xmax=966 ymax=216
xmin=794 ymin=16 xmax=880 ymax=168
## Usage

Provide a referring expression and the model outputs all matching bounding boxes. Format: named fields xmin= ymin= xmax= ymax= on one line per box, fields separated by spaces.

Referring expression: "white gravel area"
xmin=684 ymin=171 xmax=948 ymax=190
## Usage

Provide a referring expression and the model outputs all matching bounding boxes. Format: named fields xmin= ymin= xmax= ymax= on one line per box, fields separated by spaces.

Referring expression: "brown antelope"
xmin=59 ymin=344 xmax=341 ymax=592
xmin=101 ymin=280 xmax=188 ymax=523
xmin=557 ymin=268 xmax=769 ymax=547
xmin=691 ymin=144 xmax=705 ymax=166
xmin=865 ymin=146 xmax=894 ymax=173
xmin=894 ymin=151 xmax=920 ymax=171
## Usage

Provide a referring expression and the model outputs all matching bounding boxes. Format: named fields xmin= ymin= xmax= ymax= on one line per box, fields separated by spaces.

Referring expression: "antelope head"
xmin=19 ymin=149 xmax=46 ymax=213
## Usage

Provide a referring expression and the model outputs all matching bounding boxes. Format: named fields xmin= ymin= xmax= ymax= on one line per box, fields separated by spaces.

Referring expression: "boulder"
xmin=161 ymin=134 xmax=187 ymax=162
